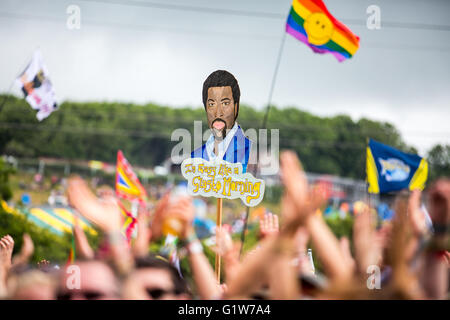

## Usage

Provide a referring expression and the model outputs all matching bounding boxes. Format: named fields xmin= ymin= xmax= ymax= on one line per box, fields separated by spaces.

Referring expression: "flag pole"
xmin=262 ymin=31 xmax=287 ymax=130
xmin=239 ymin=30 xmax=287 ymax=259
xmin=215 ymin=198 xmax=223 ymax=282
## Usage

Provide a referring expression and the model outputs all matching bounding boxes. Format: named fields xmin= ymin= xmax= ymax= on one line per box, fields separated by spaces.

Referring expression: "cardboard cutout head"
xmin=202 ymin=70 xmax=240 ymax=140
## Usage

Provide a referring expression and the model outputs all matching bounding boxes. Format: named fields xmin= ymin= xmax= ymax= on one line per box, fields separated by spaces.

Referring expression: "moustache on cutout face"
xmin=211 ymin=118 xmax=228 ymax=138
xmin=211 ymin=118 xmax=227 ymax=129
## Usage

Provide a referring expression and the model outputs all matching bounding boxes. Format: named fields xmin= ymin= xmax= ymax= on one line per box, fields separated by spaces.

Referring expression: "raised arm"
xmin=353 ymin=206 xmax=382 ymax=276
xmin=280 ymin=151 xmax=353 ymax=282
xmin=12 ymin=233 xmax=34 ymax=268
xmin=67 ymin=176 xmax=133 ymax=275
xmin=0 ymin=235 xmax=14 ymax=298
xmin=165 ymin=197 xmax=221 ymax=300
xmin=73 ymin=215 xmax=95 ymax=260
xmin=214 ymin=226 xmax=240 ymax=284
xmin=132 ymin=205 xmax=152 ymax=258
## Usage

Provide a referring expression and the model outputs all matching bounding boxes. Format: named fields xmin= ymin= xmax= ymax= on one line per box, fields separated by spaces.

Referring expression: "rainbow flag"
xmin=286 ymin=0 xmax=360 ymax=62
xmin=118 ymin=201 xmax=137 ymax=243
xmin=115 ymin=150 xmax=147 ymax=204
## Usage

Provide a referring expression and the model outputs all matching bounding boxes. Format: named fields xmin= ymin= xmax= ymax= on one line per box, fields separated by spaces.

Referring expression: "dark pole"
xmin=262 ymin=32 xmax=287 ymax=130
xmin=239 ymin=31 xmax=287 ymax=259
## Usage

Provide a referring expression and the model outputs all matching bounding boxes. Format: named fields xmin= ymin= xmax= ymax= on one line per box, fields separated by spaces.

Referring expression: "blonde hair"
xmin=7 ymin=270 xmax=57 ymax=298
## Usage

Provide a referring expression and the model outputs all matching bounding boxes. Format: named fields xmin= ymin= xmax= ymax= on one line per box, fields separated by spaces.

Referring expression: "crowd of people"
xmin=0 ymin=151 xmax=449 ymax=300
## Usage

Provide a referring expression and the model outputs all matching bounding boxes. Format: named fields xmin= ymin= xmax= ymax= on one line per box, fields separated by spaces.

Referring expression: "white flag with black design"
xmin=15 ymin=49 xmax=58 ymax=121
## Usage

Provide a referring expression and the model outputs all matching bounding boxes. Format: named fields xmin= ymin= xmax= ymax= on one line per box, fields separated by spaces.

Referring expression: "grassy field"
xmin=9 ymin=172 xmax=52 ymax=205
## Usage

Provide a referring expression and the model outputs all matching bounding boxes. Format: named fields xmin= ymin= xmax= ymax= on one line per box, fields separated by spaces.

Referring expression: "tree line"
xmin=0 ymin=94 xmax=447 ymax=180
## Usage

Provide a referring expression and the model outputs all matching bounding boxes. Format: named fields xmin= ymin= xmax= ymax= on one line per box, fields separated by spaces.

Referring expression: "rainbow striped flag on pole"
xmin=115 ymin=150 xmax=147 ymax=204
xmin=286 ymin=0 xmax=360 ymax=61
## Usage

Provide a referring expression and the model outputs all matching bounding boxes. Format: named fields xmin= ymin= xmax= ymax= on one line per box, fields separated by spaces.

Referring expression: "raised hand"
xmin=408 ymin=189 xmax=428 ymax=237
xmin=68 ymin=176 xmax=135 ymax=274
xmin=294 ymin=227 xmax=309 ymax=251
xmin=132 ymin=205 xmax=152 ymax=257
xmin=12 ymin=233 xmax=34 ymax=267
xmin=339 ymin=236 xmax=356 ymax=274
xmin=21 ymin=234 xmax=34 ymax=260
xmin=294 ymin=227 xmax=314 ymax=274
xmin=73 ymin=215 xmax=94 ymax=260
xmin=353 ymin=205 xmax=382 ymax=274
xmin=280 ymin=150 xmax=352 ymax=281
xmin=280 ymin=151 xmax=326 ymax=234
xmin=162 ymin=196 xmax=195 ymax=240
xmin=259 ymin=212 xmax=279 ymax=238
xmin=150 ymin=192 xmax=171 ymax=239
xmin=281 ymin=193 xmax=297 ymax=225
xmin=0 ymin=235 xmax=14 ymax=297
xmin=67 ymin=176 xmax=122 ymax=233
xmin=214 ymin=226 xmax=233 ymax=256
xmin=444 ymin=251 xmax=450 ymax=266
xmin=280 ymin=151 xmax=308 ymax=218
xmin=0 ymin=235 xmax=14 ymax=273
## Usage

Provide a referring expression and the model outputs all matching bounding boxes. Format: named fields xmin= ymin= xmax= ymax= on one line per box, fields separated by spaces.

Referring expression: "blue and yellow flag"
xmin=366 ymin=139 xmax=428 ymax=194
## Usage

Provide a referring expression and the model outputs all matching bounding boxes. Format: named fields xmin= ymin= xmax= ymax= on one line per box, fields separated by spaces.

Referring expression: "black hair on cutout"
xmin=202 ymin=70 xmax=240 ymax=120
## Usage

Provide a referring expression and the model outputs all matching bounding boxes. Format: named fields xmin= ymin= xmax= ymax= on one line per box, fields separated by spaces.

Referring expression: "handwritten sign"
xmin=181 ymin=158 xmax=265 ymax=207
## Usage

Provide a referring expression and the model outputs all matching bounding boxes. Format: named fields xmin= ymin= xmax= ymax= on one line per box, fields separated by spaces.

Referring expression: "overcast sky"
xmin=0 ymin=0 xmax=449 ymax=155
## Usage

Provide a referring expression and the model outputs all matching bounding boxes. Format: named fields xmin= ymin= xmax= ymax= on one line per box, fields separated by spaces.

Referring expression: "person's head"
xmin=202 ymin=70 xmax=240 ymax=140
xmin=57 ymin=260 xmax=120 ymax=300
xmin=7 ymin=268 xmax=57 ymax=300
xmin=122 ymin=256 xmax=190 ymax=300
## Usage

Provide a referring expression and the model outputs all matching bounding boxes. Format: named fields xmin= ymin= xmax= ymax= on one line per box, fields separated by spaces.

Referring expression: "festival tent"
xmin=2 ymin=201 xmax=97 ymax=236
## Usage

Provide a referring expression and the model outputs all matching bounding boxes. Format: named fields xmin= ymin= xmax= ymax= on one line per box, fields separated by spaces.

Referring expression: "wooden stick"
xmin=215 ymin=197 xmax=223 ymax=282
